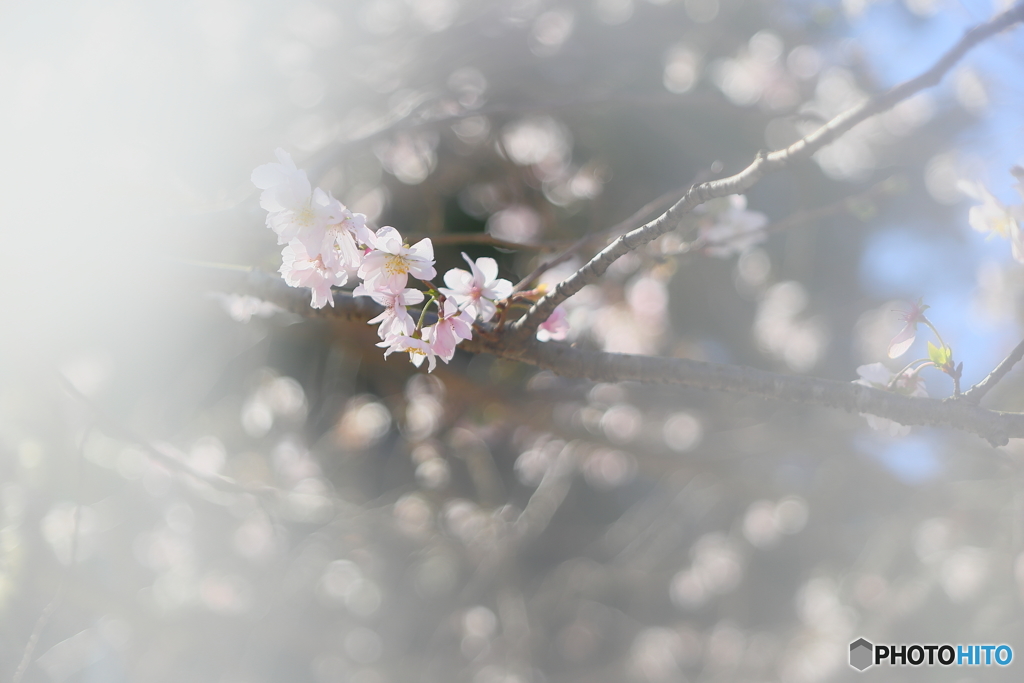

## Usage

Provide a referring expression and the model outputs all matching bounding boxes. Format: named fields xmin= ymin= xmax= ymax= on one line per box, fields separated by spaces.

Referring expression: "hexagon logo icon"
xmin=850 ymin=638 xmax=874 ymax=671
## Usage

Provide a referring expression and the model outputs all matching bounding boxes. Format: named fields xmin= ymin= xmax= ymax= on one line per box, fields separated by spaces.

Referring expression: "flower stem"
xmin=921 ymin=316 xmax=948 ymax=352
xmin=886 ymin=359 xmax=933 ymax=390
xmin=416 ymin=295 xmax=437 ymax=333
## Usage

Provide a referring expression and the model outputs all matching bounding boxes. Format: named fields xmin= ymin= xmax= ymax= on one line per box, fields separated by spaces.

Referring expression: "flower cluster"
xmin=253 ymin=148 xmax=373 ymax=308
xmin=253 ymin=149 xmax=545 ymax=372
xmin=958 ymin=176 xmax=1024 ymax=263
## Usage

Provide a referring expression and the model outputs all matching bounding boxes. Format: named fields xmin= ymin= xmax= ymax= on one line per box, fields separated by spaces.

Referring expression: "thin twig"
xmin=305 ymin=91 xmax=728 ymax=185
xmin=12 ymin=588 xmax=66 ymax=683
xmin=405 ymin=232 xmax=552 ymax=252
xmin=761 ymin=175 xmax=903 ymax=236
xmin=658 ymin=175 xmax=903 ymax=258
xmin=963 ymin=337 xmax=1024 ymax=404
xmin=12 ymin=426 xmax=88 ymax=683
xmin=509 ymin=3 xmax=1024 ymax=339
xmin=513 ymin=178 xmax=711 ymax=293
xmin=512 ymin=442 xmax=578 ymax=543
xmin=415 ymin=439 xmax=578 ymax=683
xmin=56 ymin=372 xmax=277 ymax=498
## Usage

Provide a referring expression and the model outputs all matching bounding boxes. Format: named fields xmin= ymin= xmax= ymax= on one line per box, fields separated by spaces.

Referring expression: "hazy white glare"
xmin=0 ymin=1 xmax=365 ymax=385
xmin=1 ymin=3 xmax=226 ymax=367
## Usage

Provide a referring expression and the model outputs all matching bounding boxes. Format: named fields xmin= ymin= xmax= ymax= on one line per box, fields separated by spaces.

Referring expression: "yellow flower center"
xmin=993 ymin=215 xmax=1013 ymax=238
xmin=297 ymin=206 xmax=316 ymax=227
xmin=383 ymin=253 xmax=410 ymax=276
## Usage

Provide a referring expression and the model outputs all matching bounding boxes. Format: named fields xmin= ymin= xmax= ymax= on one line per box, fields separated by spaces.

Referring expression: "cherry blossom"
xmin=428 ymin=298 xmax=475 ymax=362
xmin=887 ymin=298 xmax=929 ymax=359
xmin=251 ymin=148 xmax=308 ymax=213
xmin=959 ymin=180 xmax=1017 ymax=238
xmin=958 ymin=179 xmax=1024 ymax=263
xmin=279 ymin=240 xmax=347 ymax=309
xmin=355 ymin=284 xmax=425 ymax=339
xmin=252 ymin=150 xmax=341 ymax=247
xmin=853 ymin=362 xmax=929 ymax=437
xmin=358 ymin=226 xmax=437 ymax=292
xmin=377 ymin=334 xmax=437 ymax=372
xmin=536 ymin=306 xmax=570 ymax=341
xmin=700 ymin=195 xmax=768 ymax=258
xmin=280 ymin=187 xmax=341 ymax=246
xmin=440 ymin=253 xmax=513 ymax=321
xmin=316 ymin=205 xmax=372 ymax=272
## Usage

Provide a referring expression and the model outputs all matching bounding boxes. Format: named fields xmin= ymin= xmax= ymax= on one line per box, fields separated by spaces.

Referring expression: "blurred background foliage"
xmin=2 ymin=0 xmax=1024 ymax=681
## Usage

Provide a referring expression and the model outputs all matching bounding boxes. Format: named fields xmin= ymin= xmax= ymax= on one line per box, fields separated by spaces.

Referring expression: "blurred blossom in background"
xmin=3 ymin=0 xmax=1024 ymax=682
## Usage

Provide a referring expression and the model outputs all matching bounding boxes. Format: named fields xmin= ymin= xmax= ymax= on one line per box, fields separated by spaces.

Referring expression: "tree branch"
xmin=405 ymin=232 xmax=551 ymax=252
xmin=512 ymin=442 xmax=578 ymax=544
xmin=962 ymin=337 xmax=1024 ymax=404
xmin=508 ymin=2 xmax=1024 ymax=339
xmin=495 ymin=340 xmax=1021 ymax=447
xmin=232 ymin=273 xmax=1024 ymax=447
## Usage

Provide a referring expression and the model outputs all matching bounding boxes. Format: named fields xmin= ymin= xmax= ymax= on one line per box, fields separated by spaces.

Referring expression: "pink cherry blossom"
xmin=428 ymin=298 xmax=475 ymax=362
xmin=853 ymin=362 xmax=928 ymax=437
xmin=279 ymin=240 xmax=347 ymax=309
xmin=439 ymin=253 xmax=513 ymax=321
xmin=316 ymin=203 xmax=372 ymax=272
xmin=354 ymin=284 xmax=425 ymax=340
xmin=377 ymin=334 xmax=437 ymax=372
xmin=251 ymin=148 xmax=309 ymax=214
xmin=887 ymin=299 xmax=929 ymax=359
xmin=959 ymin=179 xmax=1024 ymax=264
xmin=536 ymin=306 xmax=570 ymax=342
xmin=358 ymin=227 xmax=437 ymax=292
xmin=958 ymin=179 xmax=1017 ymax=238
xmin=278 ymin=187 xmax=342 ymax=248
xmin=252 ymin=149 xmax=339 ymax=247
